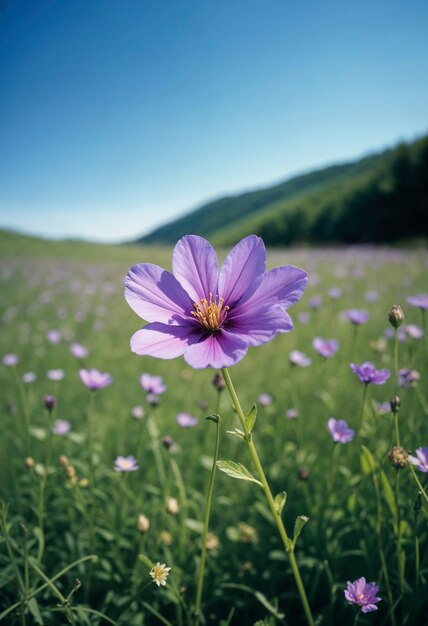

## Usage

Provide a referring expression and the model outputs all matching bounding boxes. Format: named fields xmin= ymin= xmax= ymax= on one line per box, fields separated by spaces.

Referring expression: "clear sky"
xmin=0 ymin=0 xmax=427 ymax=242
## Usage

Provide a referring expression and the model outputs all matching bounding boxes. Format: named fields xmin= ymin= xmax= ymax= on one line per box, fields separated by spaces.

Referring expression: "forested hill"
xmin=138 ymin=135 xmax=428 ymax=246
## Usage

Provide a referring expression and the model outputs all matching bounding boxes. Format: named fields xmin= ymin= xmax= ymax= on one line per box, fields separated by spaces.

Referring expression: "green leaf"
xmin=254 ymin=591 xmax=285 ymax=620
xmin=360 ymin=445 xmax=377 ymax=476
xmin=226 ymin=428 xmax=245 ymax=440
xmin=293 ymin=515 xmax=309 ymax=546
xmin=216 ymin=461 xmax=262 ymax=487
xmin=28 ymin=598 xmax=44 ymax=625
xmin=380 ymin=470 xmax=397 ymax=523
xmin=274 ymin=491 xmax=287 ymax=515
xmin=245 ymin=404 xmax=257 ymax=433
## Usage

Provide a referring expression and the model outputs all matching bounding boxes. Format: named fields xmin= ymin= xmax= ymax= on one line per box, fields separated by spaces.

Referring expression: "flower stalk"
xmin=194 ymin=413 xmax=221 ymax=626
xmin=221 ymin=368 xmax=315 ymax=626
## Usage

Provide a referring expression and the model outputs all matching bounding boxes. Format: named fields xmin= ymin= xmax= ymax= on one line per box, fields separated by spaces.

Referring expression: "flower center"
xmin=191 ymin=294 xmax=229 ymax=330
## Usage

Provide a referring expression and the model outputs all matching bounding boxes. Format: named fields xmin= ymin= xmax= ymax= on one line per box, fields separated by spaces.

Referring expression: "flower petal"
xmin=172 ymin=235 xmax=219 ymax=302
xmin=218 ymin=235 xmax=266 ymax=306
xmin=236 ymin=265 xmax=308 ymax=313
xmin=184 ymin=330 xmax=248 ymax=369
xmin=227 ymin=304 xmax=293 ymax=346
xmin=125 ymin=264 xmax=193 ymax=324
xmin=130 ymin=323 xmax=201 ymax=359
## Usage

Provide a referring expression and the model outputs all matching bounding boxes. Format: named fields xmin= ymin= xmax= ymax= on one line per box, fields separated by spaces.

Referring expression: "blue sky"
xmin=0 ymin=0 xmax=427 ymax=242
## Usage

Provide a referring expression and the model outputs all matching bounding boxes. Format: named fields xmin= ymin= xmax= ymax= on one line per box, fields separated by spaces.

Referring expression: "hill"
xmin=138 ymin=135 xmax=428 ymax=246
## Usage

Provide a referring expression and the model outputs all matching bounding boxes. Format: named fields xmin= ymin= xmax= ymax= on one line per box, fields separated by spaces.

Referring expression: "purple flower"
xmin=79 ymin=368 xmax=112 ymax=391
xmin=404 ymin=324 xmax=424 ymax=340
xmin=407 ymin=294 xmax=428 ymax=310
xmin=328 ymin=287 xmax=342 ymax=299
xmin=289 ymin=350 xmax=311 ymax=367
xmin=3 ymin=353 xmax=19 ymax=366
xmin=257 ymin=393 xmax=273 ymax=406
xmin=114 ymin=455 xmax=139 ymax=472
xmin=47 ymin=369 xmax=65 ymax=381
xmin=176 ymin=412 xmax=198 ymax=428
xmin=365 ymin=290 xmax=379 ymax=303
xmin=376 ymin=402 xmax=391 ymax=415
xmin=408 ymin=447 xmax=428 ymax=473
xmin=313 ymin=337 xmax=339 ymax=359
xmin=286 ymin=408 xmax=299 ymax=419
xmin=125 ymin=235 xmax=307 ymax=369
xmin=131 ymin=405 xmax=145 ymax=419
xmin=346 ymin=309 xmax=370 ymax=325
xmin=52 ymin=419 xmax=71 ymax=435
xmin=309 ymin=295 xmax=322 ymax=310
xmin=350 ymin=362 xmax=390 ymax=385
xmin=47 ymin=329 xmax=62 ymax=344
xmin=297 ymin=312 xmax=311 ymax=325
xmin=344 ymin=577 xmax=381 ymax=613
xmin=140 ymin=373 xmax=167 ymax=395
xmin=327 ymin=418 xmax=355 ymax=443
xmin=70 ymin=343 xmax=89 ymax=358
xmin=398 ymin=368 xmax=421 ymax=388
xmin=22 ymin=372 xmax=37 ymax=383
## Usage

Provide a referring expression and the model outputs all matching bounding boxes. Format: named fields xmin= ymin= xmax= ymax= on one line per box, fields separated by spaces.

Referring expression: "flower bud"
xmin=212 ymin=373 xmax=226 ymax=392
xmin=44 ymin=395 xmax=57 ymax=412
xmin=166 ymin=497 xmax=179 ymax=515
xmin=59 ymin=454 xmax=70 ymax=467
xmin=298 ymin=467 xmax=310 ymax=481
xmin=388 ymin=446 xmax=408 ymax=469
xmin=34 ymin=463 xmax=46 ymax=477
xmin=160 ymin=530 xmax=173 ymax=545
xmin=390 ymin=395 xmax=400 ymax=413
xmin=388 ymin=304 xmax=404 ymax=328
xmin=137 ymin=514 xmax=150 ymax=533
xmin=25 ymin=456 xmax=35 ymax=469
xmin=162 ymin=436 xmax=175 ymax=450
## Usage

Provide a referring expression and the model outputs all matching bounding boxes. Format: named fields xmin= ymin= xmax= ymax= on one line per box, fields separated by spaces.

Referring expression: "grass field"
xmin=1 ymin=230 xmax=427 ymax=626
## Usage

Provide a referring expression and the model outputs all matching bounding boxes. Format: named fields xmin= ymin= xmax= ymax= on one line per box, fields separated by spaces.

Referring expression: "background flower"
xmin=79 ymin=368 xmax=112 ymax=390
xmin=350 ymin=362 xmax=390 ymax=385
xmin=327 ymin=418 xmax=355 ymax=443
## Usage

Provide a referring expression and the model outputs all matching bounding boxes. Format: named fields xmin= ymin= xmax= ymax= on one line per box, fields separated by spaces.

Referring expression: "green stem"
xmin=194 ymin=414 xmax=221 ymax=626
xmin=86 ymin=392 xmax=97 ymax=600
xmin=169 ymin=456 xmax=189 ymax=563
xmin=408 ymin=464 xmax=428 ymax=506
xmin=414 ymin=509 xmax=420 ymax=591
xmin=37 ymin=407 xmax=56 ymax=562
xmin=221 ymin=368 xmax=315 ymax=626
xmin=393 ymin=327 xmax=399 ymax=382
xmin=394 ymin=471 xmax=404 ymax=593
xmin=393 ymin=411 xmax=400 ymax=447
xmin=357 ymin=384 xmax=368 ymax=437
xmin=328 ymin=444 xmax=338 ymax=503
xmin=147 ymin=411 xmax=167 ymax=495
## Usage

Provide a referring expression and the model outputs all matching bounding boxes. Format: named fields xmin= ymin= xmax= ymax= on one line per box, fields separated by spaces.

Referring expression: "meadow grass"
xmin=1 ymin=232 xmax=427 ymax=625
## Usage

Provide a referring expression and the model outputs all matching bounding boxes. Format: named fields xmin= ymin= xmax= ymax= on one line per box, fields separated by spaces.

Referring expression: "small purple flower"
xmin=408 ymin=447 xmax=428 ymax=473
xmin=327 ymin=418 xmax=355 ymax=443
xmin=365 ymin=290 xmax=379 ymax=303
xmin=79 ymin=368 xmax=112 ymax=391
xmin=47 ymin=329 xmax=62 ymax=344
xmin=309 ymin=295 xmax=323 ymax=310
xmin=131 ymin=405 xmax=145 ymax=419
xmin=52 ymin=419 xmax=71 ymax=435
xmin=125 ymin=235 xmax=307 ymax=369
xmin=407 ymin=294 xmax=428 ymax=310
xmin=328 ymin=287 xmax=342 ymax=299
xmin=22 ymin=372 xmax=37 ymax=383
xmin=398 ymin=368 xmax=421 ymax=388
xmin=313 ymin=337 xmax=339 ymax=359
xmin=70 ymin=343 xmax=89 ymax=358
xmin=3 ymin=353 xmax=19 ymax=366
xmin=297 ymin=312 xmax=311 ymax=325
xmin=257 ymin=393 xmax=273 ymax=406
xmin=286 ymin=408 xmax=299 ymax=419
xmin=376 ymin=402 xmax=391 ymax=415
xmin=289 ymin=350 xmax=311 ymax=367
xmin=47 ymin=369 xmax=65 ymax=381
xmin=344 ymin=577 xmax=381 ymax=613
xmin=140 ymin=373 xmax=167 ymax=395
xmin=114 ymin=455 xmax=139 ymax=472
xmin=346 ymin=309 xmax=370 ymax=325
xmin=176 ymin=412 xmax=198 ymax=428
xmin=350 ymin=362 xmax=390 ymax=385
xmin=404 ymin=324 xmax=424 ymax=340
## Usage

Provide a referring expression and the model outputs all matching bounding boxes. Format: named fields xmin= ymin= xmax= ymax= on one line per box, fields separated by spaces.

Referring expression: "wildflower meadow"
xmin=1 ymin=232 xmax=428 ymax=626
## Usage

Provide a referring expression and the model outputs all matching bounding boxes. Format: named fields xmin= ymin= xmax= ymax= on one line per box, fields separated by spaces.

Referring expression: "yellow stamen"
xmin=191 ymin=293 xmax=229 ymax=330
